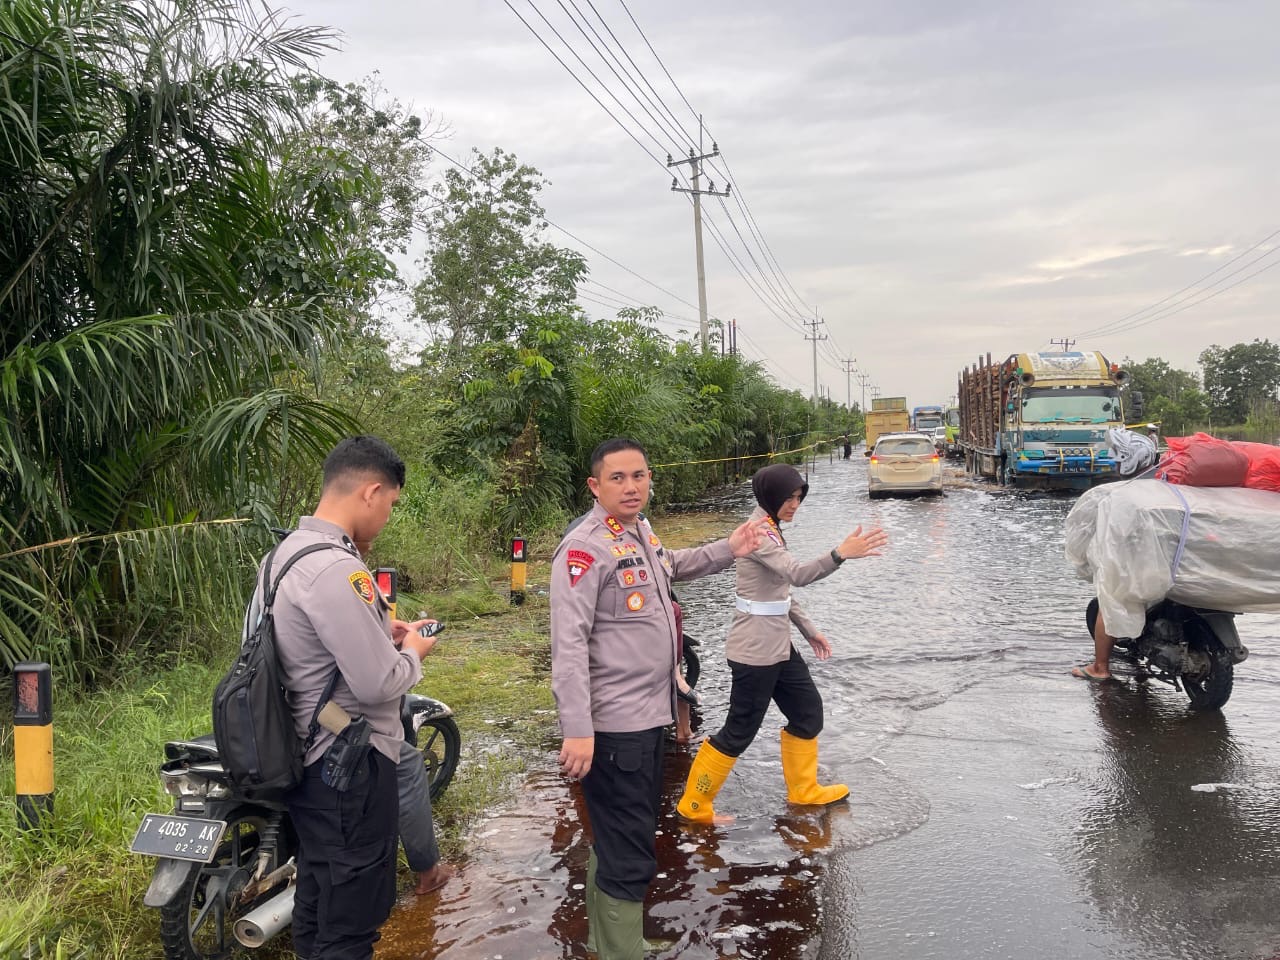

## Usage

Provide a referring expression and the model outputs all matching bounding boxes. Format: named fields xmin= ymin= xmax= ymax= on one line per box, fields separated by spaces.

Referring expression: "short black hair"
xmin=322 ymin=435 xmax=406 ymax=492
xmin=589 ymin=437 xmax=648 ymax=476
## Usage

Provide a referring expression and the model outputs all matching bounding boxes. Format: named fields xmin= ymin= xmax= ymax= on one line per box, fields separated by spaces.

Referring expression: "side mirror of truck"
xmin=1129 ymin=390 xmax=1145 ymax=419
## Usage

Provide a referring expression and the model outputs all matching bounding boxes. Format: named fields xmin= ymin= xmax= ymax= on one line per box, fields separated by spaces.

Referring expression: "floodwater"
xmin=377 ymin=458 xmax=1280 ymax=960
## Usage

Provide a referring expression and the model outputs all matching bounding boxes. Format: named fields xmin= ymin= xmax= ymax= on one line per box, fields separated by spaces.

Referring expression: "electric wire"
xmin=1074 ymin=228 xmax=1280 ymax=339
xmin=1095 ymin=253 xmax=1280 ymax=338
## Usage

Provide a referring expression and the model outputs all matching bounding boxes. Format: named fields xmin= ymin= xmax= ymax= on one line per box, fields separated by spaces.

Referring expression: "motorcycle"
xmin=1085 ymin=597 xmax=1248 ymax=710
xmin=132 ymin=692 xmax=461 ymax=959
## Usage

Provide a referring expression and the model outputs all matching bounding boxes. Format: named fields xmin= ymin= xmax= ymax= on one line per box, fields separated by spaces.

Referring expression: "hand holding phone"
xmin=418 ymin=621 xmax=445 ymax=638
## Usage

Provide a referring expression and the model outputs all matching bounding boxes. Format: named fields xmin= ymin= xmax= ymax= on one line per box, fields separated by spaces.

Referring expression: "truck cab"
xmin=1001 ymin=353 xmax=1126 ymax=486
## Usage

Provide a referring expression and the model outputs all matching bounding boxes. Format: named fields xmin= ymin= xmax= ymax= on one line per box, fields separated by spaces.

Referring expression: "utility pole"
xmin=840 ymin=358 xmax=857 ymax=410
xmin=1050 ymin=337 xmax=1077 ymax=351
xmin=856 ymin=371 xmax=872 ymax=414
xmin=803 ymin=308 xmax=827 ymax=406
xmin=669 ymin=116 xmax=730 ymax=353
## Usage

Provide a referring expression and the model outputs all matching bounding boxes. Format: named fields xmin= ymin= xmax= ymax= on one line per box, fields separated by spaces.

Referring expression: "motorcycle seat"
xmin=163 ymin=733 xmax=219 ymax=762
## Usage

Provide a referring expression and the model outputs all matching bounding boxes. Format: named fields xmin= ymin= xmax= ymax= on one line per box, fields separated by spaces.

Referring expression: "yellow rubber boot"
xmin=677 ymin=740 xmax=737 ymax=823
xmin=779 ymin=730 xmax=848 ymax=805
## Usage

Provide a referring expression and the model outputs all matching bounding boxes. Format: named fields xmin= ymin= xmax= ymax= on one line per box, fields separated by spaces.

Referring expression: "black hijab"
xmin=751 ymin=464 xmax=809 ymax=529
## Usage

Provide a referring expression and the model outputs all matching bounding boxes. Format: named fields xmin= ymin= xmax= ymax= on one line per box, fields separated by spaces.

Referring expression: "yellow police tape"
xmin=651 ymin=437 xmax=844 ymax=470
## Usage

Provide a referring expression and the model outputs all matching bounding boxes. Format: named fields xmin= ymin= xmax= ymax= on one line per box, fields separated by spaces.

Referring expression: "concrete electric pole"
xmin=856 ymin=371 xmax=872 ymax=415
xmin=803 ymin=309 xmax=827 ymax=407
xmin=840 ymin=358 xmax=857 ymax=410
xmin=668 ymin=117 xmax=730 ymax=353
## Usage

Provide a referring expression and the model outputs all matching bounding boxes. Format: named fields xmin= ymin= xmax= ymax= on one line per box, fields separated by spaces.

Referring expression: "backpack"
xmin=212 ymin=540 xmax=344 ymax=800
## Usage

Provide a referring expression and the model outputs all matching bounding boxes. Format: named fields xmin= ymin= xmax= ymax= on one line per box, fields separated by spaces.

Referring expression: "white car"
xmin=868 ymin=432 xmax=943 ymax=498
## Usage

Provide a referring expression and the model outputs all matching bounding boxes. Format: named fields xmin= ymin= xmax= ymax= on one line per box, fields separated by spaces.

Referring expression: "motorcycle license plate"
xmin=130 ymin=813 xmax=226 ymax=863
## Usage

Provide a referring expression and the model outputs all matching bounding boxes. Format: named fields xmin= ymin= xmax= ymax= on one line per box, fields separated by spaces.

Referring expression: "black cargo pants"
xmin=287 ymin=750 xmax=398 ymax=960
xmin=580 ymin=726 xmax=666 ymax=902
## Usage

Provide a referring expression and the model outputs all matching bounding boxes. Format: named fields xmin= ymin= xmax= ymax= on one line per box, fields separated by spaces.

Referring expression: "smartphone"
xmin=418 ymin=621 xmax=446 ymax=638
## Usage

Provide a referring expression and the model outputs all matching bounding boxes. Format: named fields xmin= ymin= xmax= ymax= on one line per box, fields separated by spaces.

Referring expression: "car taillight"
xmin=869 ymin=456 xmax=878 ymax=464
xmin=932 ymin=455 xmax=939 ymax=462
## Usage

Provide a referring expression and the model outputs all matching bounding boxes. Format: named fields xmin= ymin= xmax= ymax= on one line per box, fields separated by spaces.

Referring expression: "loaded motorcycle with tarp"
xmin=1065 ymin=461 xmax=1280 ymax=709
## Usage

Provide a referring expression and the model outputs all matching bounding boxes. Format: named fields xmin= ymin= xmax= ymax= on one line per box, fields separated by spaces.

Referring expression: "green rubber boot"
xmin=585 ymin=849 xmax=599 ymax=954
xmin=596 ymin=890 xmax=645 ymax=960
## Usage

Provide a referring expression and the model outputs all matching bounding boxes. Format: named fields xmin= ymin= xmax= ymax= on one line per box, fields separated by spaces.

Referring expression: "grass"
xmin=0 ymin=510 xmax=722 ymax=960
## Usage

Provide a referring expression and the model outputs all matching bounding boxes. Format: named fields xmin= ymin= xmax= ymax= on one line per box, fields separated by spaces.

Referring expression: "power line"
xmin=1097 ymin=253 xmax=1280 ymax=338
xmin=1074 ymin=228 xmax=1280 ymax=339
xmin=501 ymin=0 xmax=674 ymax=175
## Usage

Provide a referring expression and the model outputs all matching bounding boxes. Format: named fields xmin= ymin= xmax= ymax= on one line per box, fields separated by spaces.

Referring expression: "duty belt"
xmin=735 ymin=596 xmax=791 ymax=616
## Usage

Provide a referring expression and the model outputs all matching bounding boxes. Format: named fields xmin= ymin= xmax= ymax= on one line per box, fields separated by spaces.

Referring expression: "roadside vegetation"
xmin=2 ymin=1 xmax=1278 ymax=957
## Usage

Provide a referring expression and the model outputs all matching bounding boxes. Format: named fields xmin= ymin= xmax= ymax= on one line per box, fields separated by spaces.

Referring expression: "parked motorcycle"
xmin=132 ymin=693 xmax=460 ymax=959
xmin=1085 ymin=597 xmax=1248 ymax=710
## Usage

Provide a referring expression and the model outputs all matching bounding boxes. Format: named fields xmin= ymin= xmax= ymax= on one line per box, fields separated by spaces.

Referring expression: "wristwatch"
xmin=830 ymin=548 xmax=845 ymax=565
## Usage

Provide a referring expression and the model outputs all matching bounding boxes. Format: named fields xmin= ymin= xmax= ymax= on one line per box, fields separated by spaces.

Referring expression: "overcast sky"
xmin=282 ymin=0 xmax=1280 ymax=407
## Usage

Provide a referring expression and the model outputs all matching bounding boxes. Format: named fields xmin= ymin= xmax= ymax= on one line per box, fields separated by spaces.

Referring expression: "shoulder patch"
xmin=567 ymin=549 xmax=596 ymax=587
xmin=349 ymin=571 xmax=377 ymax=604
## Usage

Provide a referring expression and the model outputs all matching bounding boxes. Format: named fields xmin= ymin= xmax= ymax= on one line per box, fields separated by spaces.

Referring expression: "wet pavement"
xmin=377 ymin=458 xmax=1280 ymax=959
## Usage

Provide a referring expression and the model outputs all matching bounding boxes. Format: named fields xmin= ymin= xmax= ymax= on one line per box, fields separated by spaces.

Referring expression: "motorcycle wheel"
xmin=1183 ymin=630 xmax=1234 ymax=711
xmin=159 ymin=813 xmax=287 ymax=960
xmin=682 ymin=641 xmax=701 ymax=690
xmin=419 ymin=716 xmax=461 ymax=800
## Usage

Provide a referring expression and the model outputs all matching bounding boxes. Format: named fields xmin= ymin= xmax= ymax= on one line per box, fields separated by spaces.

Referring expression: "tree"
xmin=0 ymin=0 xmax=379 ymax=679
xmin=1121 ymin=356 xmax=1208 ymax=434
xmin=1199 ymin=339 xmax=1280 ymax=425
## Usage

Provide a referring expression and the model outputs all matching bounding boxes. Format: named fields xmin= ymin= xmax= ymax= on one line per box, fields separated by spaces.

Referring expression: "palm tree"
xmin=0 ymin=0 xmax=363 ymax=680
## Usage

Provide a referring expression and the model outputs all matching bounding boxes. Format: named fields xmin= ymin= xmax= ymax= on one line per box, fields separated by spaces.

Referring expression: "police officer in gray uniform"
xmin=551 ymin=437 xmax=768 ymax=959
xmin=267 ymin=436 xmax=439 ymax=960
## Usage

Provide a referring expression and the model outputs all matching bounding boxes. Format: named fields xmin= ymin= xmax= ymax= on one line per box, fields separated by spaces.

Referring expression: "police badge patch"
xmin=567 ymin=549 xmax=596 ymax=587
xmin=349 ymin=571 xmax=377 ymax=604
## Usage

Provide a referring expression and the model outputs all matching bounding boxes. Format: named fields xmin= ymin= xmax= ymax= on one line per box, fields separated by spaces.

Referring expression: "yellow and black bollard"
xmin=374 ymin=567 xmax=398 ymax=621
xmin=13 ymin=662 xmax=53 ymax=831
xmin=510 ymin=538 xmax=527 ymax=606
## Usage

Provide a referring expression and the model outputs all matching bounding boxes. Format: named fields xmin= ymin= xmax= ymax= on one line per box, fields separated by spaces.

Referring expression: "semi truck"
xmin=864 ymin=396 xmax=911 ymax=454
xmin=957 ymin=350 xmax=1130 ymax=490
xmin=911 ymin=405 xmax=945 ymax=433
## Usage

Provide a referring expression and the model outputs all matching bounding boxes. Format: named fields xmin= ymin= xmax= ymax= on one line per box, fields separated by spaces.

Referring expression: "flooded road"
xmin=378 ymin=458 xmax=1280 ymax=959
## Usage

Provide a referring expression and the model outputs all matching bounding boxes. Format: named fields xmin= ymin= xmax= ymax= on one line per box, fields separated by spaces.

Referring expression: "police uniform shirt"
xmin=725 ymin=505 xmax=841 ymax=667
xmin=264 ymin=517 xmax=423 ymax=765
xmin=550 ymin=502 xmax=734 ymax=739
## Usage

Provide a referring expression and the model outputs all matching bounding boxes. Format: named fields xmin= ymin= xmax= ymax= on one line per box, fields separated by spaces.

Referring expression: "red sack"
xmin=1154 ymin=433 xmax=1249 ymax=487
xmin=1233 ymin=441 xmax=1280 ymax=492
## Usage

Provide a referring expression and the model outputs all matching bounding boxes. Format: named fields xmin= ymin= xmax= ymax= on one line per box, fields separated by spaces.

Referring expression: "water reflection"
xmin=1076 ymin=681 xmax=1280 ymax=959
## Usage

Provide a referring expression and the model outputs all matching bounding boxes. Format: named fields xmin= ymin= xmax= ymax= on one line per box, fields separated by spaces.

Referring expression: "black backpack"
xmin=212 ymin=540 xmax=343 ymax=800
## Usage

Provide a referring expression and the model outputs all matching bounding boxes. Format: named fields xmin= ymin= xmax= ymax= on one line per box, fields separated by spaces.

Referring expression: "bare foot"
xmin=1071 ymin=665 xmax=1113 ymax=682
xmin=414 ymin=863 xmax=456 ymax=895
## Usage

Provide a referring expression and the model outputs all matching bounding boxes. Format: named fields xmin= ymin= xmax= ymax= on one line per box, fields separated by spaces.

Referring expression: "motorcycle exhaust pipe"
xmin=233 ymin=885 xmax=295 ymax=948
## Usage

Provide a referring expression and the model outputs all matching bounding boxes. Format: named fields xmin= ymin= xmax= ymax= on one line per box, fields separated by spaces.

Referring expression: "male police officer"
xmin=268 ymin=436 xmax=439 ymax=959
xmin=551 ymin=438 xmax=768 ymax=958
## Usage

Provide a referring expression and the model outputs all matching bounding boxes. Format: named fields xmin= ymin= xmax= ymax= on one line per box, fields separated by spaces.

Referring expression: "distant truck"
xmin=943 ymin=406 xmax=962 ymax=458
xmin=911 ymin=405 xmax=945 ymax=433
xmin=957 ymin=350 xmax=1130 ymax=490
xmin=864 ymin=396 xmax=911 ymax=454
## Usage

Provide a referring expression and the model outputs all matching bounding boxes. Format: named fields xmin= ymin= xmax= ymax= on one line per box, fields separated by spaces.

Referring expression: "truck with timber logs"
xmin=957 ymin=350 xmax=1130 ymax=490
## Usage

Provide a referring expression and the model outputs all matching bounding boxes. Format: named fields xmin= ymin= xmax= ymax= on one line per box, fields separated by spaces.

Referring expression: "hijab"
xmin=751 ymin=464 xmax=809 ymax=531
